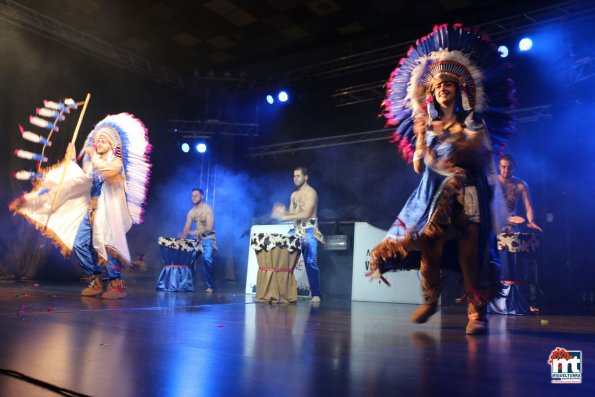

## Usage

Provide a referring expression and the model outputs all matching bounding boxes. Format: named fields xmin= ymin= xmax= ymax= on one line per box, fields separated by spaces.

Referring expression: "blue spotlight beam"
xmin=278 ymin=91 xmax=289 ymax=102
xmin=518 ymin=38 xmax=533 ymax=51
xmin=498 ymin=45 xmax=509 ymax=58
xmin=196 ymin=143 xmax=207 ymax=153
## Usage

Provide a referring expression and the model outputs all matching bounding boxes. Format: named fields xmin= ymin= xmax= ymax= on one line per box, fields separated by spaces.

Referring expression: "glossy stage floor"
xmin=0 ymin=279 xmax=593 ymax=397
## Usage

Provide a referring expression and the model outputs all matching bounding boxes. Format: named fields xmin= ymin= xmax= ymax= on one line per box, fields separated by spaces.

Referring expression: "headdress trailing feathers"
xmin=84 ymin=113 xmax=152 ymax=224
xmin=382 ymin=23 xmax=515 ymax=162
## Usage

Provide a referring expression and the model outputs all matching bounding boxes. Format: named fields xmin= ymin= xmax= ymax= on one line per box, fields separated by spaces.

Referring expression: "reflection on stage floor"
xmin=0 ymin=281 xmax=593 ymax=397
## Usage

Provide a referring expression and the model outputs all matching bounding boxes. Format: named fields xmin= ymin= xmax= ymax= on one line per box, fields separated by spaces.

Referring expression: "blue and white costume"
xmin=13 ymin=113 xmax=151 ymax=294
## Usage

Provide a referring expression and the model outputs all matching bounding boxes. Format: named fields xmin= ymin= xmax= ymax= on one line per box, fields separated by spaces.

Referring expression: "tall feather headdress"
xmin=382 ymin=23 xmax=515 ymax=162
xmin=83 ymin=113 xmax=152 ymax=224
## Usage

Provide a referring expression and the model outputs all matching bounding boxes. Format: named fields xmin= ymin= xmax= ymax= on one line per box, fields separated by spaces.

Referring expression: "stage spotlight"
xmin=181 ymin=142 xmax=190 ymax=153
xmin=278 ymin=90 xmax=289 ymax=102
xmin=266 ymin=94 xmax=274 ymax=104
xmin=518 ymin=37 xmax=533 ymax=52
xmin=196 ymin=142 xmax=207 ymax=153
xmin=498 ymin=45 xmax=509 ymax=58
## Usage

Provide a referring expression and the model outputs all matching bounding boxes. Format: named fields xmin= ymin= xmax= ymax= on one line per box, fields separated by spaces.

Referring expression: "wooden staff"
xmin=44 ymin=93 xmax=91 ymax=229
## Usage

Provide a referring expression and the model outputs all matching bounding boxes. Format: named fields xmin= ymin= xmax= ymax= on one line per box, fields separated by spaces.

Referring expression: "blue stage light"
xmin=498 ymin=45 xmax=509 ymax=58
xmin=519 ymin=38 xmax=533 ymax=52
xmin=266 ymin=95 xmax=274 ymax=104
xmin=181 ymin=143 xmax=190 ymax=153
xmin=196 ymin=143 xmax=207 ymax=153
xmin=278 ymin=91 xmax=289 ymax=102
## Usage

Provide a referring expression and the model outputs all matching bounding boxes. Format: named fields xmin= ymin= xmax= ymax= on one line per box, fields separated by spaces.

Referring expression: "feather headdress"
xmin=83 ymin=113 xmax=152 ymax=224
xmin=382 ymin=23 xmax=515 ymax=162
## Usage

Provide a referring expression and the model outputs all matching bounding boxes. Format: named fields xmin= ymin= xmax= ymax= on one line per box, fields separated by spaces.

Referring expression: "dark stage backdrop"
xmin=1 ymin=19 xmax=594 ymax=307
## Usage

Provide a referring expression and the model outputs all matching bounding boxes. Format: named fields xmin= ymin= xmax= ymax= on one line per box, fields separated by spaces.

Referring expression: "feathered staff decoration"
xmin=12 ymin=96 xmax=82 ymax=178
xmin=10 ymin=94 xmax=91 ymax=229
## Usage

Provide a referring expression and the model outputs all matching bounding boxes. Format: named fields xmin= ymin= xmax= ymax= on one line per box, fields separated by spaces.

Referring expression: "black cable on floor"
xmin=0 ymin=368 xmax=92 ymax=397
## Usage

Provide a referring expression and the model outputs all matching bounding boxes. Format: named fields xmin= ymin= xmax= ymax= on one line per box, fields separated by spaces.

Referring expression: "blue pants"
xmin=302 ymin=229 xmax=321 ymax=297
xmin=488 ymin=251 xmax=531 ymax=315
xmin=201 ymin=238 xmax=215 ymax=290
xmin=73 ymin=212 xmax=121 ymax=280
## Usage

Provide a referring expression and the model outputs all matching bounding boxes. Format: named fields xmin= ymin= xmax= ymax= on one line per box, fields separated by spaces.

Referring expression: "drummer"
xmin=271 ymin=167 xmax=324 ymax=303
xmin=179 ymin=188 xmax=216 ymax=293
xmin=499 ymin=154 xmax=543 ymax=233
xmin=497 ymin=154 xmax=542 ymax=313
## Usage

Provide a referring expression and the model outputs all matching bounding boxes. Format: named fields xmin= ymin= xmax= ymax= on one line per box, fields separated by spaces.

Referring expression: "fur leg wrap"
xmin=369 ymin=238 xmax=411 ymax=286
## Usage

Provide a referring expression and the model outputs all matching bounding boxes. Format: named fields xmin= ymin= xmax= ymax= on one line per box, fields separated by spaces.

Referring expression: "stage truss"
xmin=169 ymin=120 xmax=260 ymax=139
xmin=2 ymin=0 xmax=593 ymax=96
xmin=247 ymin=105 xmax=552 ymax=157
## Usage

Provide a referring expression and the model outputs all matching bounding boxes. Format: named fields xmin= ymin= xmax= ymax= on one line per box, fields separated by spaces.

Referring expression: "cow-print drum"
xmin=156 ymin=237 xmax=201 ymax=292
xmin=250 ymin=233 xmax=301 ymax=254
xmin=157 ymin=237 xmax=201 ymax=252
xmin=496 ymin=232 xmax=540 ymax=253
xmin=250 ymin=233 xmax=302 ymax=304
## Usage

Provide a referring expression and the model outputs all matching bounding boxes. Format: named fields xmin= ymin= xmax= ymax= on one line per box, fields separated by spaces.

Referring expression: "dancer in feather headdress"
xmin=367 ymin=24 xmax=514 ymax=334
xmin=11 ymin=113 xmax=151 ymax=299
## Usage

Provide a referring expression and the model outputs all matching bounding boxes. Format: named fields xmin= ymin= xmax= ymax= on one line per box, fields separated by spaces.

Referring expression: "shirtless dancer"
xmin=494 ymin=154 xmax=542 ymax=314
xmin=180 ymin=188 xmax=216 ymax=293
xmin=499 ymin=154 xmax=543 ymax=233
xmin=272 ymin=167 xmax=324 ymax=302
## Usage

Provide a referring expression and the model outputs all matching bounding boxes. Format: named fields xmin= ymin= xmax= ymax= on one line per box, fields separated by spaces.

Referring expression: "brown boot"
xmin=411 ymin=284 xmax=440 ymax=323
xmin=81 ymin=275 xmax=104 ymax=297
xmin=465 ymin=292 xmax=488 ymax=335
xmin=411 ymin=304 xmax=438 ymax=323
xmin=466 ymin=319 xmax=488 ymax=335
xmin=102 ymin=279 xmax=127 ymax=299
